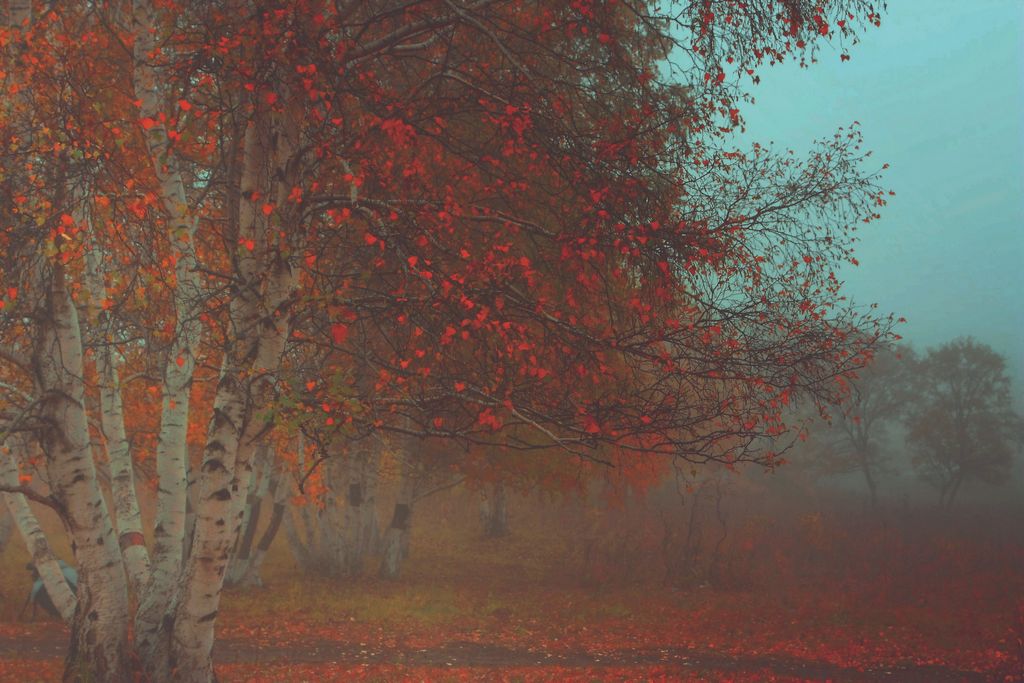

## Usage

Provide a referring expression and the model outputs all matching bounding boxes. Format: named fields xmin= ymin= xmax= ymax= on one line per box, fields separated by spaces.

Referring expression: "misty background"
xmin=738 ymin=0 xmax=1024 ymax=407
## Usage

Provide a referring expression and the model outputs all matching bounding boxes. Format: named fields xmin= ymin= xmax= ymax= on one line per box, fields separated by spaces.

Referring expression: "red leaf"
xmin=331 ymin=323 xmax=349 ymax=345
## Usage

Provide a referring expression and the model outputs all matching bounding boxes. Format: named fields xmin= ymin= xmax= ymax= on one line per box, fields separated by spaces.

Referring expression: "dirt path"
xmin=0 ymin=633 xmax=1001 ymax=681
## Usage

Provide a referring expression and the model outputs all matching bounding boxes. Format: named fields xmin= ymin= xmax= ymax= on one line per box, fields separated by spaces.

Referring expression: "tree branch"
xmin=0 ymin=345 xmax=32 ymax=376
xmin=413 ymin=475 xmax=466 ymax=503
xmin=0 ymin=484 xmax=67 ymax=519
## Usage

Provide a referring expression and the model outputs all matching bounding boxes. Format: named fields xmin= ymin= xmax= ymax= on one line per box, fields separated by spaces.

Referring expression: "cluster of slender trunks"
xmin=0 ymin=0 xmax=303 ymax=679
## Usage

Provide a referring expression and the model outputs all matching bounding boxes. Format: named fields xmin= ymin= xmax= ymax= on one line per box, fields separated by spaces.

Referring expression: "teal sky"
xmin=733 ymin=1 xmax=1024 ymax=399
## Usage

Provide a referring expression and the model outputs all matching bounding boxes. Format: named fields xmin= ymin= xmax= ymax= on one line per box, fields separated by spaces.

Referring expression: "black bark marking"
xmin=210 ymin=488 xmax=231 ymax=501
xmin=390 ymin=504 xmax=410 ymax=531
xmin=203 ymin=440 xmax=228 ymax=462
xmin=202 ymin=457 xmax=228 ymax=473
xmin=257 ymin=504 xmax=285 ymax=552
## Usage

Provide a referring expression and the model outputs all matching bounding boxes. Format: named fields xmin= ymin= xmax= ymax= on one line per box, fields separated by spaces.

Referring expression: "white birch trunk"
xmin=130 ymin=3 xmax=303 ymax=676
xmin=340 ymin=445 xmax=382 ymax=574
xmin=380 ymin=452 xmax=416 ymax=580
xmin=224 ymin=88 xmax=301 ymax=537
xmin=320 ymin=452 xmax=349 ymax=574
xmin=131 ymin=0 xmax=204 ymax=671
xmin=10 ymin=2 xmax=129 ymax=675
xmin=225 ymin=446 xmax=270 ymax=586
xmin=170 ymin=93 xmax=301 ymax=682
xmin=342 ymin=450 xmax=365 ymax=575
xmin=84 ymin=241 xmax=151 ymax=594
xmin=236 ymin=452 xmax=289 ymax=587
xmin=33 ymin=264 xmax=129 ymax=680
xmin=0 ymin=443 xmax=77 ymax=622
xmin=481 ymin=481 xmax=510 ymax=538
xmin=358 ymin=445 xmax=382 ymax=558
xmin=169 ymin=362 xmax=246 ymax=682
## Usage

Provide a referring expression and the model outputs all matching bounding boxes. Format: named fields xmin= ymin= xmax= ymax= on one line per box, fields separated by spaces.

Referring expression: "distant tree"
xmin=812 ymin=346 xmax=914 ymax=507
xmin=905 ymin=339 xmax=1022 ymax=509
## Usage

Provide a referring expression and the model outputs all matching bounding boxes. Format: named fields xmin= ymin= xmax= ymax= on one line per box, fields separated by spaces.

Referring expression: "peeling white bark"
xmin=9 ymin=3 xmax=129 ymax=676
xmin=84 ymin=240 xmax=151 ymax=595
xmin=131 ymin=0 xmax=204 ymax=671
xmin=170 ymin=170 xmax=264 ymax=682
xmin=129 ymin=3 xmax=303 ymax=676
xmin=171 ymin=96 xmax=301 ymax=683
xmin=235 ymin=449 xmax=288 ymax=588
xmin=0 ymin=442 xmax=77 ymax=622
xmin=33 ymin=264 xmax=129 ymax=680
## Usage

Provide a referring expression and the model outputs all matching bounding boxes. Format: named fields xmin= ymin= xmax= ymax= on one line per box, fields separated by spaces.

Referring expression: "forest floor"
xmin=1 ymin=500 xmax=1022 ymax=682
xmin=0 ymin=624 xmax=1004 ymax=682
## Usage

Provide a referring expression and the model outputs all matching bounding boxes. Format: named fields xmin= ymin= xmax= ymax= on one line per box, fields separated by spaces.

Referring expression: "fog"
xmin=738 ymin=0 xmax=1024 ymax=406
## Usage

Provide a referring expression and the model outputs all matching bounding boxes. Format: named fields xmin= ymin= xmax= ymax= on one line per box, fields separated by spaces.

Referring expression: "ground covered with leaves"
xmin=1 ymin=496 xmax=1022 ymax=682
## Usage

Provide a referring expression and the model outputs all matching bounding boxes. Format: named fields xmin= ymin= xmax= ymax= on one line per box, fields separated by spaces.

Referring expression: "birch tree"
xmin=0 ymin=1 xmax=897 ymax=681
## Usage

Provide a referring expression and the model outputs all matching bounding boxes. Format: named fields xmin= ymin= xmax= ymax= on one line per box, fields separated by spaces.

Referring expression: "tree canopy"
xmin=0 ymin=1 xmax=893 ymax=680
